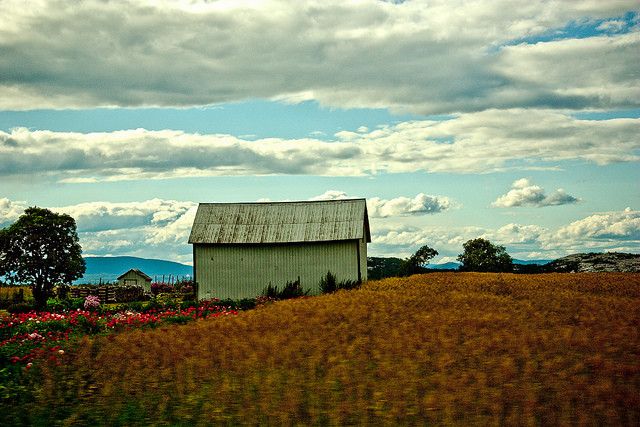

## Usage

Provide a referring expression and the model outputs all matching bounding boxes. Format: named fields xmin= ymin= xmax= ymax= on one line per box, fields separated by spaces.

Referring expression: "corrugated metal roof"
xmin=188 ymin=199 xmax=371 ymax=244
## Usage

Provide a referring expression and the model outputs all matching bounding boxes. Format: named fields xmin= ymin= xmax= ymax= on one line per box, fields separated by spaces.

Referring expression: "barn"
xmin=188 ymin=199 xmax=370 ymax=300
xmin=117 ymin=269 xmax=152 ymax=292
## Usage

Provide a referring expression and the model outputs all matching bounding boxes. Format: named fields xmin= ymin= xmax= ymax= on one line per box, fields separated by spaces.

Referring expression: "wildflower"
xmin=58 ymin=349 xmax=65 ymax=355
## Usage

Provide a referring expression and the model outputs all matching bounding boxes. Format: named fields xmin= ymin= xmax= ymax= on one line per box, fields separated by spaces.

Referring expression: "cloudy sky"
xmin=1 ymin=0 xmax=639 ymax=265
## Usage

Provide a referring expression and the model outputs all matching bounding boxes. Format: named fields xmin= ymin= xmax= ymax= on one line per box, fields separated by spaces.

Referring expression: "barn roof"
xmin=188 ymin=199 xmax=371 ymax=244
xmin=117 ymin=269 xmax=152 ymax=281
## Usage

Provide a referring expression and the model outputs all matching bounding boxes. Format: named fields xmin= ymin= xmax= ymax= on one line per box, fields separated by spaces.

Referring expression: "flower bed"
xmin=0 ymin=299 xmax=238 ymax=368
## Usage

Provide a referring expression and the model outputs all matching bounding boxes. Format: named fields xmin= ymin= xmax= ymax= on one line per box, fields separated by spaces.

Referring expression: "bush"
xmin=261 ymin=279 xmax=309 ymax=300
xmin=114 ymin=285 xmax=145 ymax=303
xmin=319 ymin=271 xmax=361 ymax=294
xmin=319 ymin=271 xmax=337 ymax=294
xmin=46 ymin=298 xmax=69 ymax=312
xmin=155 ymin=293 xmax=182 ymax=308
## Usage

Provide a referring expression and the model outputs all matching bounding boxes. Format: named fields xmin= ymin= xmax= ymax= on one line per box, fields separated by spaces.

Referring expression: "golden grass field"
xmin=24 ymin=273 xmax=640 ymax=425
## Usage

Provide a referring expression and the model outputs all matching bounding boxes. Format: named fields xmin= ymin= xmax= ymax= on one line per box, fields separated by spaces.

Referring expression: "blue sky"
xmin=1 ymin=0 xmax=639 ymax=264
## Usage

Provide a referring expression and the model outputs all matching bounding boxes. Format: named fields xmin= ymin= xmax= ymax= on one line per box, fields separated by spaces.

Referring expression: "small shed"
xmin=117 ymin=269 xmax=152 ymax=291
xmin=188 ymin=199 xmax=371 ymax=300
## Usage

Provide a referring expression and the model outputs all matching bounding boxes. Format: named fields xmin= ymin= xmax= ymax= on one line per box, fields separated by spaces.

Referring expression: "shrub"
xmin=83 ymin=295 xmax=101 ymax=311
xmin=114 ymin=285 xmax=145 ymax=303
xmin=319 ymin=271 xmax=361 ymax=293
xmin=261 ymin=279 xmax=309 ymax=300
xmin=46 ymin=298 xmax=69 ymax=312
xmin=319 ymin=271 xmax=337 ymax=294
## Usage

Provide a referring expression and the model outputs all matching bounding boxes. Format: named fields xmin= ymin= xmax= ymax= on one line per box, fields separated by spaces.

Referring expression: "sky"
xmin=1 ymin=0 xmax=639 ymax=265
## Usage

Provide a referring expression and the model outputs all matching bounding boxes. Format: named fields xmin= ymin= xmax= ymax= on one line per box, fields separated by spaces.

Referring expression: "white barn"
xmin=188 ymin=199 xmax=370 ymax=300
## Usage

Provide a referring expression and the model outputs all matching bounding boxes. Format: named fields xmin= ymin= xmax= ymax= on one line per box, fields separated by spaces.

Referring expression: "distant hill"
xmin=77 ymin=256 xmax=192 ymax=284
xmin=543 ymin=252 xmax=640 ymax=273
xmin=427 ymin=262 xmax=460 ymax=270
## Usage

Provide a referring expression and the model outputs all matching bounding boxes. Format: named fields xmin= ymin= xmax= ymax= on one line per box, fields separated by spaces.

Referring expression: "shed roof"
xmin=188 ymin=199 xmax=371 ymax=244
xmin=117 ymin=269 xmax=152 ymax=281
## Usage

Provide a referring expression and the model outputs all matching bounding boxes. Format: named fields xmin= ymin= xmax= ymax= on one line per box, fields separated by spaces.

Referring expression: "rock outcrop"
xmin=544 ymin=252 xmax=640 ymax=273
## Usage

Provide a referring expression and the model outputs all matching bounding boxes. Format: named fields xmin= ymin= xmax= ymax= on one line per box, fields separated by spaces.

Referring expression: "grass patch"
xmin=5 ymin=273 xmax=640 ymax=425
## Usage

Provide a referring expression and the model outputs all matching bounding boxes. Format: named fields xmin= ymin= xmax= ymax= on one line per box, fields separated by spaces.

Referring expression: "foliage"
xmin=367 ymin=256 xmax=405 ymax=280
xmin=83 ymin=295 xmax=101 ymax=311
xmin=0 ymin=207 xmax=85 ymax=308
xmin=262 ymin=278 xmax=309 ymax=300
xmin=319 ymin=271 xmax=361 ymax=293
xmin=113 ymin=285 xmax=145 ymax=303
xmin=8 ymin=272 xmax=637 ymax=425
xmin=0 ymin=286 xmax=29 ymax=309
xmin=457 ymin=238 xmax=513 ymax=272
xmin=399 ymin=244 xmax=439 ymax=276
xmin=319 ymin=271 xmax=337 ymax=294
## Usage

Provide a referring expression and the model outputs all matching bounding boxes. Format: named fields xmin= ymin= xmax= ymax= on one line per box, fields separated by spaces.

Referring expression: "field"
xmin=3 ymin=273 xmax=639 ymax=425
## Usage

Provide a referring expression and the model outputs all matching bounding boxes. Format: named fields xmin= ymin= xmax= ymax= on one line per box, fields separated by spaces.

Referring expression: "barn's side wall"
xmin=195 ymin=240 xmax=361 ymax=300
xmin=359 ymin=237 xmax=368 ymax=282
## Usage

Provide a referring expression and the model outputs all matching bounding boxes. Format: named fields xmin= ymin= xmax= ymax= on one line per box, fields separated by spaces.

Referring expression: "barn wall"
xmin=359 ymin=237 xmax=368 ymax=282
xmin=195 ymin=240 xmax=361 ymax=300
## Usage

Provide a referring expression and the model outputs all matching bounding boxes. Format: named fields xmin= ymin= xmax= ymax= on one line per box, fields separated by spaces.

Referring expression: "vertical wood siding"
xmin=195 ymin=240 xmax=363 ymax=300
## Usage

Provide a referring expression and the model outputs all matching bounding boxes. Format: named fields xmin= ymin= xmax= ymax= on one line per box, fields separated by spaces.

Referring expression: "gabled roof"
xmin=117 ymin=269 xmax=152 ymax=281
xmin=188 ymin=199 xmax=371 ymax=244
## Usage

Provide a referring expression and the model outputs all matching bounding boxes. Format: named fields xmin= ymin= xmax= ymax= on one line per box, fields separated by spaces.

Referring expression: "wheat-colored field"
xmin=25 ymin=273 xmax=640 ymax=425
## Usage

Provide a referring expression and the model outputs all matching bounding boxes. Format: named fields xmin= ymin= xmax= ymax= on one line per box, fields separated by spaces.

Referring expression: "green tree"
xmin=457 ymin=238 xmax=513 ymax=272
xmin=399 ymin=244 xmax=439 ymax=276
xmin=0 ymin=207 xmax=85 ymax=308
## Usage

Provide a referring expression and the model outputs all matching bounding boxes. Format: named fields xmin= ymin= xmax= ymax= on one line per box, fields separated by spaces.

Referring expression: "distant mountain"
xmin=77 ymin=256 xmax=192 ymax=284
xmin=427 ymin=262 xmax=460 ymax=270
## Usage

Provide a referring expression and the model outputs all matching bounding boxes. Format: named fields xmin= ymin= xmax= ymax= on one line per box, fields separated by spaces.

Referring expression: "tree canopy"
xmin=457 ymin=238 xmax=513 ymax=272
xmin=399 ymin=244 xmax=439 ymax=276
xmin=0 ymin=207 xmax=85 ymax=308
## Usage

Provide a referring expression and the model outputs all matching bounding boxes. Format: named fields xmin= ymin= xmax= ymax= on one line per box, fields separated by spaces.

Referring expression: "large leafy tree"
xmin=457 ymin=238 xmax=513 ymax=272
xmin=399 ymin=244 xmax=439 ymax=276
xmin=0 ymin=207 xmax=85 ymax=308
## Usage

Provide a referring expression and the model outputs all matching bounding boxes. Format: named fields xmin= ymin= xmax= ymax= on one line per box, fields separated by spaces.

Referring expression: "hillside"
xmin=78 ymin=256 xmax=192 ymax=284
xmin=23 ymin=273 xmax=640 ymax=425
xmin=544 ymin=252 xmax=640 ymax=273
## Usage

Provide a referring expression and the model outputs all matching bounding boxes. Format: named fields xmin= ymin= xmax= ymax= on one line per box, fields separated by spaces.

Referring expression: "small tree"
xmin=0 ymin=207 xmax=85 ymax=308
xmin=399 ymin=244 xmax=439 ymax=276
xmin=457 ymin=238 xmax=513 ymax=272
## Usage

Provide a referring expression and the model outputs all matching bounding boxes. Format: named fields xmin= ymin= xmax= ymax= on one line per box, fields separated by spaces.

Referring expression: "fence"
xmin=69 ymin=286 xmax=117 ymax=304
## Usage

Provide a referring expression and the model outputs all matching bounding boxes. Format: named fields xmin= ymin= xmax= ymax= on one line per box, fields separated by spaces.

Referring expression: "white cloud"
xmin=492 ymin=178 xmax=580 ymax=207
xmin=370 ymin=208 xmax=639 ymax=260
xmin=309 ymin=190 xmax=350 ymax=201
xmin=2 ymin=195 xmax=638 ymax=263
xmin=367 ymin=193 xmax=452 ymax=217
xmin=0 ymin=198 xmax=27 ymax=226
xmin=0 ymin=0 xmax=637 ymax=112
xmin=1 ymin=110 xmax=638 ymax=181
xmin=550 ymin=207 xmax=640 ymax=243
xmin=310 ymin=191 xmax=452 ymax=217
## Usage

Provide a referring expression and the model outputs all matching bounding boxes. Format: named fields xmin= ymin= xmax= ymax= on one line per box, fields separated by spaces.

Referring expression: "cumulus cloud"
xmin=2 ymin=195 xmax=637 ymax=262
xmin=551 ymin=207 xmax=640 ymax=242
xmin=370 ymin=208 xmax=639 ymax=260
xmin=367 ymin=194 xmax=452 ymax=217
xmin=0 ymin=0 xmax=637 ymax=112
xmin=1 ymin=110 xmax=638 ymax=181
xmin=310 ymin=190 xmax=452 ymax=217
xmin=492 ymin=178 xmax=580 ymax=207
xmin=0 ymin=198 xmax=27 ymax=226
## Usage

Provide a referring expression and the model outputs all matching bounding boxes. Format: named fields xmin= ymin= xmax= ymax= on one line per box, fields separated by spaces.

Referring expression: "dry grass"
xmin=0 ymin=286 xmax=32 ymax=300
xmin=27 ymin=273 xmax=640 ymax=425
